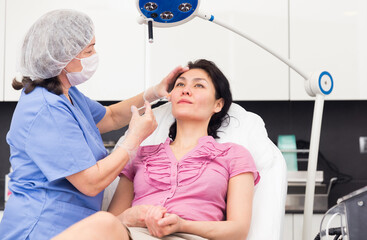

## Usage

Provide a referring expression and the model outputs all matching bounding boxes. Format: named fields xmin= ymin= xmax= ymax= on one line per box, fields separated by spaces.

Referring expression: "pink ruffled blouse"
xmin=121 ymin=136 xmax=260 ymax=221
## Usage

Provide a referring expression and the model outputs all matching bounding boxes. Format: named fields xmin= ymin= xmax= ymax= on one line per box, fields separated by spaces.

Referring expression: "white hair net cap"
xmin=18 ymin=9 xmax=95 ymax=80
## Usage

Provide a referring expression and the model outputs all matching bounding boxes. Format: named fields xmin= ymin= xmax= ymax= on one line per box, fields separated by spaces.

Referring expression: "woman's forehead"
xmin=179 ymin=68 xmax=211 ymax=81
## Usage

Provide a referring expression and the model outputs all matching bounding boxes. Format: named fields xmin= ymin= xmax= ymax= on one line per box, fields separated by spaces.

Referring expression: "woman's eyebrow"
xmin=177 ymin=77 xmax=208 ymax=82
xmin=192 ymin=78 xmax=207 ymax=82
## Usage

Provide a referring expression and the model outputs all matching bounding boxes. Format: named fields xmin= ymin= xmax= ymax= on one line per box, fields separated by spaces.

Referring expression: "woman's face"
xmin=170 ymin=68 xmax=224 ymax=122
xmin=64 ymin=36 xmax=96 ymax=73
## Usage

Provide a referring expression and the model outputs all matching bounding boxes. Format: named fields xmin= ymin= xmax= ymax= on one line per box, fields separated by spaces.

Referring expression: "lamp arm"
xmin=196 ymin=12 xmax=310 ymax=80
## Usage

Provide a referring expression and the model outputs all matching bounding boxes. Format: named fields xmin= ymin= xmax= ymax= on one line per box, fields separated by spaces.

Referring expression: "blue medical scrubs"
xmin=0 ymin=86 xmax=108 ymax=239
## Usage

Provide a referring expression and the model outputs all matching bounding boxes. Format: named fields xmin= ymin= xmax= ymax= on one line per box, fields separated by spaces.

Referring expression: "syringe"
xmin=137 ymin=95 xmax=170 ymax=112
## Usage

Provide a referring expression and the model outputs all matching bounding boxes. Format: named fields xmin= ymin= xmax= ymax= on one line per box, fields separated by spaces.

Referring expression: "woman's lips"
xmin=178 ymin=99 xmax=192 ymax=104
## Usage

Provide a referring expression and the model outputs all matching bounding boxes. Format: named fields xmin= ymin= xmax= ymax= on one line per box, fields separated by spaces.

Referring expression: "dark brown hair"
xmin=12 ymin=76 xmax=63 ymax=95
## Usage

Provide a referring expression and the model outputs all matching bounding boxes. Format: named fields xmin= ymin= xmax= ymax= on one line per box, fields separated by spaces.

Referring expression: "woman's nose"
xmin=182 ymin=87 xmax=191 ymax=95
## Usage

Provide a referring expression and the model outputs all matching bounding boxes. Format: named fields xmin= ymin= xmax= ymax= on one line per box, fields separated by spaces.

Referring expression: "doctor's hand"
xmin=144 ymin=66 xmax=189 ymax=103
xmin=119 ymin=101 xmax=157 ymax=160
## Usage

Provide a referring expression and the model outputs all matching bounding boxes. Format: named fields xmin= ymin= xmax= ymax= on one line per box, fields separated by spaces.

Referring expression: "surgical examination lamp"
xmin=136 ymin=1 xmax=334 ymax=240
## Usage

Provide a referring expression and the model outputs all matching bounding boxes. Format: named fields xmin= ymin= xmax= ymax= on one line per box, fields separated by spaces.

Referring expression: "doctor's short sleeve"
xmin=69 ymin=87 xmax=106 ymax=124
xmin=81 ymin=92 xmax=106 ymax=124
xmin=25 ymin=104 xmax=99 ymax=182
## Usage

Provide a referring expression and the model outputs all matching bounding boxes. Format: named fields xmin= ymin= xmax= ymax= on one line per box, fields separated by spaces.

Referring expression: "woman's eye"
xmin=195 ymin=84 xmax=204 ymax=88
xmin=175 ymin=82 xmax=184 ymax=87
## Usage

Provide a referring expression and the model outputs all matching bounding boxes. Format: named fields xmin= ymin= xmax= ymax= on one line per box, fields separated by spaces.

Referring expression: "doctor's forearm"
xmin=66 ymin=146 xmax=131 ymax=197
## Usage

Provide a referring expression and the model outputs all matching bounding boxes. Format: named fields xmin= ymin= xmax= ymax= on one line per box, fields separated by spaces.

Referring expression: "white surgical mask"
xmin=65 ymin=53 xmax=99 ymax=86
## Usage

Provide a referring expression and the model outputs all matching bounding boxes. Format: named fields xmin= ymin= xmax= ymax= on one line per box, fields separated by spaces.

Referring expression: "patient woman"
xmin=53 ymin=59 xmax=260 ymax=240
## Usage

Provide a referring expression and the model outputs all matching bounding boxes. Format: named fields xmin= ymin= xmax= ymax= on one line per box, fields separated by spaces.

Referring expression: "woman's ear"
xmin=214 ymin=98 xmax=224 ymax=113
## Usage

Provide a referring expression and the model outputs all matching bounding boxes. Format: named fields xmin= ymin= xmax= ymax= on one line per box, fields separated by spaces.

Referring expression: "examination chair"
xmin=102 ymin=102 xmax=287 ymax=240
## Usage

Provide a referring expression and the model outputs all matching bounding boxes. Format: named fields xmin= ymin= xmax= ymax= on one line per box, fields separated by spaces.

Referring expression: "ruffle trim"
xmin=138 ymin=136 xmax=229 ymax=190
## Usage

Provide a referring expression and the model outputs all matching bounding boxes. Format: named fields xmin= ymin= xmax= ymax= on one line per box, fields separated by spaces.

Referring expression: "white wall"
xmin=147 ymin=0 xmax=289 ymax=100
xmin=2 ymin=0 xmax=367 ymax=101
xmin=4 ymin=0 xmax=145 ymax=101
xmin=290 ymin=0 xmax=367 ymax=100
xmin=2 ymin=0 xmax=289 ymax=101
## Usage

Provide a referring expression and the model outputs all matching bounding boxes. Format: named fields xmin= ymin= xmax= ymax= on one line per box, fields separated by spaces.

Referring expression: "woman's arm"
xmin=97 ymin=66 xmax=187 ymax=134
xmin=151 ymin=173 xmax=255 ymax=240
xmin=108 ymin=175 xmax=134 ymax=216
xmin=108 ymin=176 xmax=165 ymax=228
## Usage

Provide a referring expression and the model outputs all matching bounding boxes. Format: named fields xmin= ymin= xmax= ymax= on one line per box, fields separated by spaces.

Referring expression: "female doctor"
xmin=0 ymin=9 xmax=186 ymax=240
